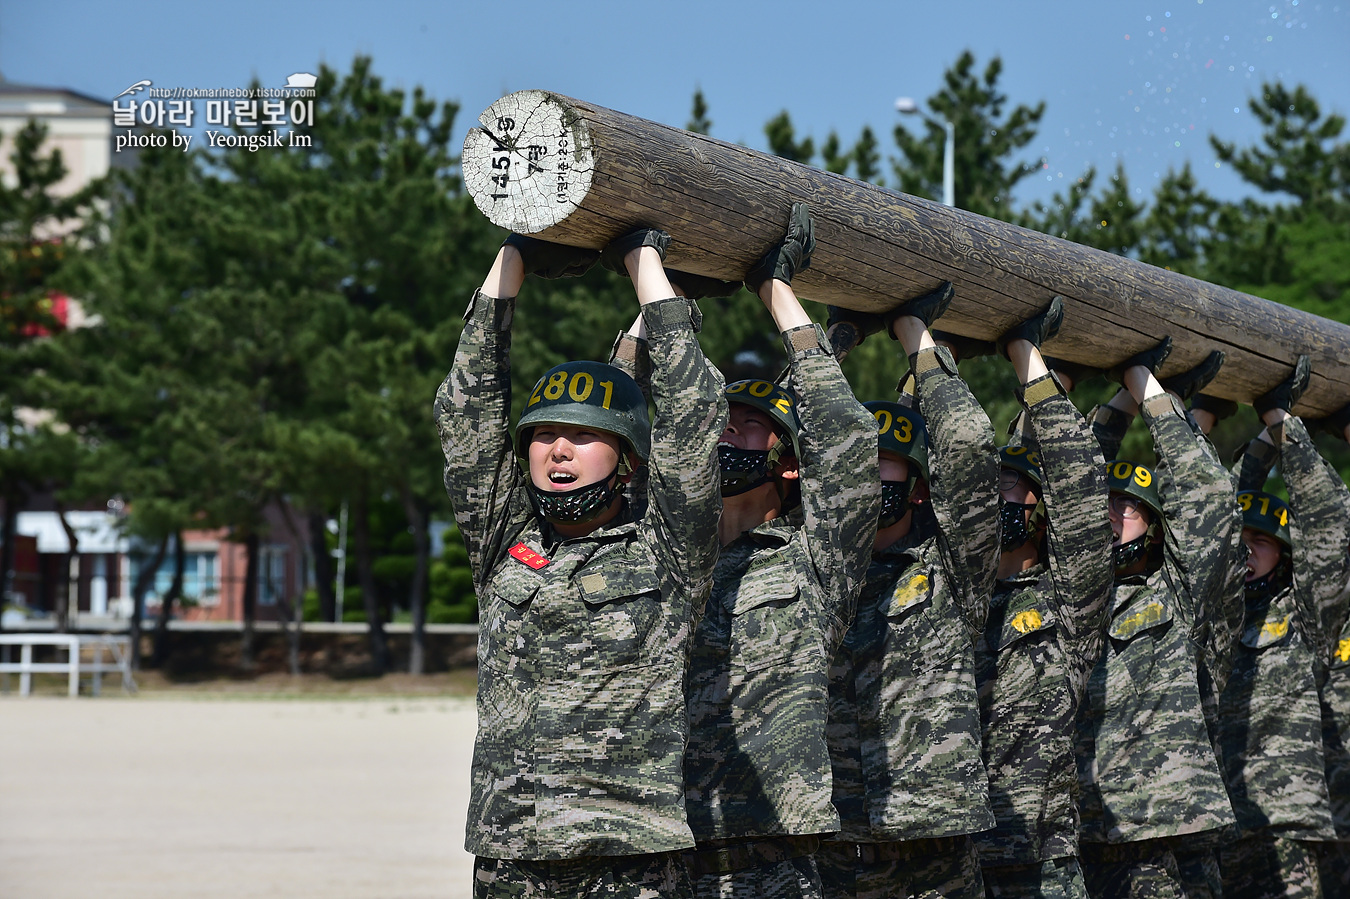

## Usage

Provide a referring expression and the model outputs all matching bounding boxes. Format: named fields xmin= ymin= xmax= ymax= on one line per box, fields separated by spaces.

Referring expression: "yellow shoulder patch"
xmin=1261 ymin=616 xmax=1290 ymax=642
xmin=1011 ymin=609 xmax=1044 ymax=634
xmin=890 ymin=573 xmax=930 ymax=613
xmin=1338 ymin=639 xmax=1350 ymax=664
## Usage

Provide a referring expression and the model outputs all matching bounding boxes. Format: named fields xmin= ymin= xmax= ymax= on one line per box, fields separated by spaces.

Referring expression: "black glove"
xmin=744 ymin=202 xmax=815 ymax=292
xmin=1159 ymin=350 xmax=1225 ymax=403
xmin=997 ymin=296 xmax=1064 ymax=358
xmin=825 ymin=306 xmax=887 ymax=355
xmin=1191 ymin=393 xmax=1238 ymax=422
xmin=1106 ymin=337 xmax=1173 ymax=384
xmin=503 ymin=234 xmax=599 ymax=279
xmin=1307 ymin=401 xmax=1350 ymax=442
xmin=887 ymin=281 xmax=955 ymax=334
xmin=1253 ymin=354 xmax=1311 ymax=416
xmin=932 ymin=330 xmax=995 ymax=363
xmin=664 ymin=269 xmax=739 ymax=300
xmin=600 ymin=228 xmax=670 ymax=275
xmin=1043 ymin=356 xmax=1101 ymax=389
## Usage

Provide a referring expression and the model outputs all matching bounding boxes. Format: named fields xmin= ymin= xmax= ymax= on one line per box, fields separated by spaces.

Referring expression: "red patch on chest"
xmin=509 ymin=543 xmax=549 ymax=569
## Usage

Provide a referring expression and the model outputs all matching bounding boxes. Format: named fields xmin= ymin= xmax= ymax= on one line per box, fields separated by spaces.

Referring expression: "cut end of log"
xmin=463 ymin=90 xmax=595 ymax=234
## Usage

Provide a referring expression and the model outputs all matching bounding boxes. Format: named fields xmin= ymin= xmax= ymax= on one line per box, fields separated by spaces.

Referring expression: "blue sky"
xmin=2 ymin=0 xmax=1346 ymax=210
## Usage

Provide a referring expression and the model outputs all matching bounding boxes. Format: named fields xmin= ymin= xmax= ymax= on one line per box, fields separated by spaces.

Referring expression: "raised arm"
xmin=605 ymin=231 xmax=729 ymax=591
xmin=890 ymin=291 xmax=999 ymax=637
xmin=434 ymin=237 xmax=596 ymax=585
xmin=749 ymin=204 xmax=880 ymax=646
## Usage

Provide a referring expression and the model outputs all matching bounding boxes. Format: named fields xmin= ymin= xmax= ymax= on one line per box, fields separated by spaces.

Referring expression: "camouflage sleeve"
xmin=640 ymin=297 xmax=728 ymax=592
xmin=911 ymin=345 xmax=999 ymax=636
xmin=1141 ymin=392 xmax=1246 ymax=692
xmin=1235 ymin=435 xmax=1279 ymax=492
xmin=1021 ymin=373 xmax=1114 ymax=670
xmin=784 ymin=323 xmax=882 ymax=649
xmin=434 ymin=290 xmax=524 ymax=593
xmin=1089 ymin=402 xmax=1133 ymax=461
xmin=609 ymin=331 xmax=652 ymax=402
xmin=1275 ymin=416 xmax=1350 ymax=662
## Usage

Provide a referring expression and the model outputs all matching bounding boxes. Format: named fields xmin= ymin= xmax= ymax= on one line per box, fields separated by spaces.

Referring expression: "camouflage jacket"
xmin=1323 ymin=611 xmax=1350 ymax=835
xmin=1218 ymin=417 xmax=1346 ymax=840
xmin=1076 ymin=395 xmax=1243 ymax=844
xmin=973 ymin=373 xmax=1114 ymax=866
xmin=826 ymin=345 xmax=999 ymax=843
xmin=683 ymin=323 xmax=880 ymax=842
xmin=435 ymin=291 xmax=726 ymax=860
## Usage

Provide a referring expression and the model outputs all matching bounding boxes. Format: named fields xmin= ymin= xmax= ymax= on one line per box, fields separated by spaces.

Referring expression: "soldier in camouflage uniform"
xmin=1075 ymin=346 xmax=1245 ymax=899
xmin=676 ymin=203 xmax=879 ymax=899
xmin=814 ymin=287 xmax=1000 ymax=899
xmin=1305 ymin=405 xmax=1350 ymax=896
xmin=436 ymin=229 xmax=727 ymax=899
xmin=975 ymin=297 xmax=1115 ymax=899
xmin=1193 ymin=357 xmax=1343 ymax=899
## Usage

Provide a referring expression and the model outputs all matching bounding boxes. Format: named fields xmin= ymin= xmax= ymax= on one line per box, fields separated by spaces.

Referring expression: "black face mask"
xmin=719 ymin=445 xmax=774 ymax=497
xmin=999 ymin=499 xmax=1039 ymax=551
xmin=878 ymin=479 xmax=914 ymax=529
xmin=529 ymin=466 xmax=621 ymax=525
xmin=1113 ymin=533 xmax=1152 ymax=577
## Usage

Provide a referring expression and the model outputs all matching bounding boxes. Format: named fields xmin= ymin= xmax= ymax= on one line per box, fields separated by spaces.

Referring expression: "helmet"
xmin=1106 ymin=460 xmax=1164 ymax=521
xmin=998 ymin=445 xmax=1043 ymax=490
xmin=724 ymin=379 xmax=801 ymax=460
xmin=516 ymin=361 xmax=650 ymax=463
xmin=1238 ymin=490 xmax=1292 ymax=548
xmin=865 ymin=401 xmax=928 ymax=482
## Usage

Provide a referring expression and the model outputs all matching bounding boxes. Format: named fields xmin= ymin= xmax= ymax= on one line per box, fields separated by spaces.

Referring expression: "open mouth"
xmin=548 ymin=471 xmax=578 ymax=487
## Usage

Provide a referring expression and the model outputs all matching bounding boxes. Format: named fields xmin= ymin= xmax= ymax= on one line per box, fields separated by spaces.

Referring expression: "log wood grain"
xmin=463 ymin=89 xmax=1350 ymax=416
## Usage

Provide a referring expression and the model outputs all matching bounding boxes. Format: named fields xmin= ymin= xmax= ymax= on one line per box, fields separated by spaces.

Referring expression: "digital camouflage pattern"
xmin=826 ymin=345 xmax=998 ymax=847
xmin=1076 ymin=394 xmax=1242 ymax=846
xmin=436 ymin=291 xmax=727 ymax=860
xmin=974 ymin=373 xmax=1114 ymax=867
xmin=1218 ymin=834 xmax=1325 ymax=899
xmin=982 ymin=857 xmax=1089 ymax=899
xmin=684 ymin=322 xmax=881 ymax=843
xmin=687 ymin=855 xmax=822 ymax=899
xmin=817 ymin=834 xmax=984 ymax=899
xmin=1324 ymin=611 xmax=1350 ymax=837
xmin=1219 ymin=416 xmax=1341 ymax=843
xmin=473 ymin=852 xmax=692 ymax=899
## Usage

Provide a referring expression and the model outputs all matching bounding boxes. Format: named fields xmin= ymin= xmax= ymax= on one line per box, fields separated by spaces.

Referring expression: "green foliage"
xmin=891 ymin=51 xmax=1044 ymax=219
xmin=687 ymin=89 xmax=712 ymax=135
xmin=764 ymin=111 xmax=815 ymax=165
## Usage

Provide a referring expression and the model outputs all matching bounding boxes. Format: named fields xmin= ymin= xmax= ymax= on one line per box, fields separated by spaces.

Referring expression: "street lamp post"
xmin=895 ymin=97 xmax=955 ymax=208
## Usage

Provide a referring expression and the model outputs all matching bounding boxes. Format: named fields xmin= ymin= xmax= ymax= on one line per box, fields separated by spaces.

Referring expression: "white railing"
xmin=0 ymin=634 xmax=137 ymax=697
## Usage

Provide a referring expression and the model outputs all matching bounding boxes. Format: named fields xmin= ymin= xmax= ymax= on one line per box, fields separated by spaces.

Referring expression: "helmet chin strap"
xmin=718 ymin=445 xmax=775 ymax=497
xmin=529 ymin=465 xmax=622 ymax=525
xmin=1245 ymin=553 xmax=1292 ymax=598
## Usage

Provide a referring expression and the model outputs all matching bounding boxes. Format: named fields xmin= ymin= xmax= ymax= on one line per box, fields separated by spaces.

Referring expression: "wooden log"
xmin=463 ymin=90 xmax=1350 ymax=416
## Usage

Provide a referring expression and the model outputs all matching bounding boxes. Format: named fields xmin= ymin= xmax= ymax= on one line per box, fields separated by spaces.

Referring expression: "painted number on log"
xmin=463 ymin=90 xmax=594 ymax=234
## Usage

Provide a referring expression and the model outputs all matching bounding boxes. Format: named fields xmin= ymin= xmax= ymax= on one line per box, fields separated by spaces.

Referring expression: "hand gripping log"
xmin=463 ymin=89 xmax=1350 ymax=415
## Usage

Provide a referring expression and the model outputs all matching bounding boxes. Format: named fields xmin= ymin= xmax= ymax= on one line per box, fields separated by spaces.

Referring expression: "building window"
xmin=257 ymin=545 xmax=287 ymax=607
xmin=129 ymin=551 xmax=219 ymax=607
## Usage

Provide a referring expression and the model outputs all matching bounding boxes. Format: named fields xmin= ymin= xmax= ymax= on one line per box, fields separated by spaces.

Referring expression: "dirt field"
xmin=0 ymin=691 xmax=479 ymax=898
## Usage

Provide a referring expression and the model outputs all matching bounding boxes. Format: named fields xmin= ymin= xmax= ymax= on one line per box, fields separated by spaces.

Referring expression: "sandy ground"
xmin=0 ymin=694 xmax=478 ymax=898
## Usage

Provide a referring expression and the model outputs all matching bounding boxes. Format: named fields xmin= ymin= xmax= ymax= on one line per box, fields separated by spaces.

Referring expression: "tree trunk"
xmin=401 ymin=489 xmax=430 ymax=676
xmin=0 ymin=491 xmax=17 ymax=634
xmin=463 ymin=90 xmax=1350 ymax=414
xmin=308 ymin=509 xmax=336 ymax=622
xmin=352 ymin=489 xmax=388 ymax=675
xmin=53 ymin=502 xmax=80 ymax=634
xmin=129 ymin=535 xmax=169 ymax=671
xmin=151 ymin=532 xmax=185 ymax=668
xmin=240 ymin=531 xmax=259 ymax=672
